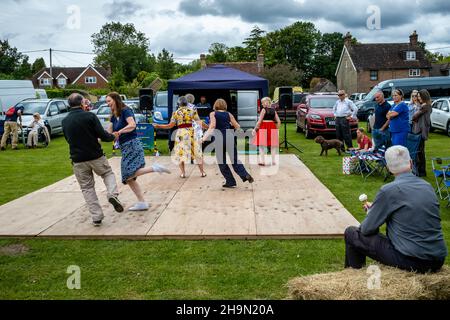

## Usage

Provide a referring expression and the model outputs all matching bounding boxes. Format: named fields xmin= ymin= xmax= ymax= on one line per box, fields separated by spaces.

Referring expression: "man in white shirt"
xmin=333 ymin=90 xmax=358 ymax=152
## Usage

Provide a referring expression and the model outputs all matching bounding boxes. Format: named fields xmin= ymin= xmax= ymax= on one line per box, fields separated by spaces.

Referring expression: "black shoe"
xmin=109 ymin=196 xmax=124 ymax=213
xmin=243 ymin=175 xmax=254 ymax=183
xmin=0 ymin=147 xmax=5 ymax=151
xmin=222 ymin=184 xmax=237 ymax=188
xmin=93 ymin=220 xmax=103 ymax=227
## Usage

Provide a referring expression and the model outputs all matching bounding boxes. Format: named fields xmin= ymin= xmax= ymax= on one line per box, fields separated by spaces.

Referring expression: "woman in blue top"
xmin=107 ymin=92 xmax=171 ymax=212
xmin=387 ymin=89 xmax=410 ymax=147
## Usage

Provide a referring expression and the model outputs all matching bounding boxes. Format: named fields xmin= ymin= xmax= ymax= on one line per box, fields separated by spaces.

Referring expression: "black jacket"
xmin=62 ymin=107 xmax=115 ymax=163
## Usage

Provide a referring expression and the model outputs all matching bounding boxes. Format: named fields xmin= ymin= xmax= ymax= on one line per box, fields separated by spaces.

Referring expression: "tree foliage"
xmin=262 ymin=64 xmax=303 ymax=97
xmin=0 ymin=39 xmax=32 ymax=79
xmin=156 ymin=49 xmax=176 ymax=80
xmin=92 ymin=22 xmax=155 ymax=82
xmin=31 ymin=58 xmax=46 ymax=75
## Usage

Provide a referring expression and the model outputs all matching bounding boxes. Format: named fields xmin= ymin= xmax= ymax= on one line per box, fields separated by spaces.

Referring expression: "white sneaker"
xmin=129 ymin=202 xmax=149 ymax=211
xmin=152 ymin=163 xmax=171 ymax=174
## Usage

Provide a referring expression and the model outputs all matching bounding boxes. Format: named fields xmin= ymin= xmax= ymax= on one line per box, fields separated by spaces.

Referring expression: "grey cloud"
xmin=104 ymin=0 xmax=144 ymax=20
xmin=178 ymin=0 xmax=440 ymax=29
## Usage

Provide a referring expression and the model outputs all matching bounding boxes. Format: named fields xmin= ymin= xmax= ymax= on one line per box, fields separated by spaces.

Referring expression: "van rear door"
xmin=237 ymin=90 xmax=258 ymax=129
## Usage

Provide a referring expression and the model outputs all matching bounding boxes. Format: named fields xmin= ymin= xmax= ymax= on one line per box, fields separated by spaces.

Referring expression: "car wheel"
xmin=447 ymin=122 xmax=450 ymax=137
xmin=305 ymin=123 xmax=313 ymax=139
xmin=46 ymin=125 xmax=51 ymax=136
xmin=430 ymin=126 xmax=435 ymax=133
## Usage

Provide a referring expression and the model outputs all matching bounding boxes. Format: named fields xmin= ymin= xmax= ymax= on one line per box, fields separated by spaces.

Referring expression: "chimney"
xmin=200 ymin=54 xmax=207 ymax=69
xmin=410 ymin=30 xmax=418 ymax=46
xmin=257 ymin=50 xmax=264 ymax=73
xmin=344 ymin=32 xmax=352 ymax=47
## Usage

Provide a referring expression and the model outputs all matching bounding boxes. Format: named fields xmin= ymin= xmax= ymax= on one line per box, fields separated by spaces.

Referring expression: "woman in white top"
xmin=27 ymin=113 xmax=45 ymax=148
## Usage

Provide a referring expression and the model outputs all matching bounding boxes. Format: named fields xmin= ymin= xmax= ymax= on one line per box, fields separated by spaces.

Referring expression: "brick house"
xmin=431 ymin=62 xmax=450 ymax=77
xmin=335 ymin=31 xmax=432 ymax=94
xmin=199 ymin=53 xmax=265 ymax=76
xmin=32 ymin=64 xmax=111 ymax=89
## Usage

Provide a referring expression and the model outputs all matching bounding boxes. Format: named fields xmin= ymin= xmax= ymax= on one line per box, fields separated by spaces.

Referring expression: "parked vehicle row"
xmin=91 ymin=101 xmax=147 ymax=130
xmin=296 ymin=93 xmax=358 ymax=139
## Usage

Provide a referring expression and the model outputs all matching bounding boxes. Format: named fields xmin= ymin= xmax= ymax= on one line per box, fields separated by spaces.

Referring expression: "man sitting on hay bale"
xmin=345 ymin=145 xmax=447 ymax=274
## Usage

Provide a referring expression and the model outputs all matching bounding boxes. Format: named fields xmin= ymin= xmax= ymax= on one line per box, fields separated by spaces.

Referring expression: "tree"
xmin=243 ymin=26 xmax=266 ymax=60
xmin=0 ymin=39 xmax=31 ymax=78
xmin=312 ymin=32 xmax=346 ymax=84
xmin=32 ymin=58 xmax=46 ymax=75
xmin=227 ymin=46 xmax=249 ymax=62
xmin=207 ymin=43 xmax=228 ymax=63
xmin=92 ymin=22 xmax=155 ymax=82
xmin=156 ymin=49 xmax=175 ymax=80
xmin=262 ymin=64 xmax=303 ymax=97
xmin=265 ymin=22 xmax=321 ymax=85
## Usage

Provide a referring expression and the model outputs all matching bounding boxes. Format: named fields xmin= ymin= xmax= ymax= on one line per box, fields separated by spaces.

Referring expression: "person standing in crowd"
xmin=373 ymin=91 xmax=391 ymax=150
xmin=344 ymin=146 xmax=447 ymax=273
xmin=62 ymin=93 xmax=124 ymax=226
xmin=153 ymin=96 xmax=206 ymax=179
xmin=252 ymin=97 xmax=281 ymax=166
xmin=107 ymin=92 xmax=171 ymax=212
xmin=387 ymin=89 xmax=410 ymax=147
xmin=412 ymin=89 xmax=433 ymax=177
xmin=203 ymin=99 xmax=254 ymax=188
xmin=27 ymin=113 xmax=46 ymax=148
xmin=333 ymin=90 xmax=358 ymax=152
xmin=408 ymin=90 xmax=420 ymax=131
xmin=1 ymin=103 xmax=24 ymax=150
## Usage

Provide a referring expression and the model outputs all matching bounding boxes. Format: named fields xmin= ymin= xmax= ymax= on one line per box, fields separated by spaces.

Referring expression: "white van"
xmin=0 ymin=80 xmax=36 ymax=113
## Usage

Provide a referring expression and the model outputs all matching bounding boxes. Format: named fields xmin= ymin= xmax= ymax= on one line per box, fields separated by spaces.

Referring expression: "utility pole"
xmin=49 ymin=48 xmax=53 ymax=88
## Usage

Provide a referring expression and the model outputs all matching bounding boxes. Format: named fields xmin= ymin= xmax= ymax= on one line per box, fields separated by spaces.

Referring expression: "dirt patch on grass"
xmin=0 ymin=244 xmax=30 ymax=257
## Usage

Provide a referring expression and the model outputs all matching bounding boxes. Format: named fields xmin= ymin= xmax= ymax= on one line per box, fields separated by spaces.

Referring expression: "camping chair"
xmin=351 ymin=148 xmax=388 ymax=181
xmin=431 ymin=157 xmax=450 ymax=200
xmin=443 ymin=165 xmax=450 ymax=207
xmin=406 ymin=133 xmax=422 ymax=176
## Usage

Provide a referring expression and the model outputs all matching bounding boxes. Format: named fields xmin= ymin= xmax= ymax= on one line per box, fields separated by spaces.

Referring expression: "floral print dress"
xmin=171 ymin=106 xmax=203 ymax=163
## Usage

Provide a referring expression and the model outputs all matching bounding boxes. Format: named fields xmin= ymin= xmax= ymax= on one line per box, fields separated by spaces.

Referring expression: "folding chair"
xmin=431 ymin=157 xmax=450 ymax=200
xmin=352 ymin=148 xmax=388 ymax=182
xmin=406 ymin=133 xmax=422 ymax=176
xmin=442 ymin=165 xmax=450 ymax=207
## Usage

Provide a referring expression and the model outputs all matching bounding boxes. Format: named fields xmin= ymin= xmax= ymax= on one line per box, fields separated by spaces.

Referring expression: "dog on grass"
xmin=314 ymin=136 xmax=344 ymax=156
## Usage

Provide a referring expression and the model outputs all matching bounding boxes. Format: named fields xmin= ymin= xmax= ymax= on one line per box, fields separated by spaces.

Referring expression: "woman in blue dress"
xmin=107 ymin=92 xmax=171 ymax=211
xmin=387 ymin=89 xmax=410 ymax=147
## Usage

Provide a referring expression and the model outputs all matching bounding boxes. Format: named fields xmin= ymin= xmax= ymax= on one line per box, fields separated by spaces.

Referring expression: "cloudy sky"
xmin=1 ymin=0 xmax=449 ymax=67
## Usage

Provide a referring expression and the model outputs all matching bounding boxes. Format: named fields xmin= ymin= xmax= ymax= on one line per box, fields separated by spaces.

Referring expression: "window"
xmin=409 ymin=69 xmax=421 ymax=77
xmin=57 ymin=101 xmax=68 ymax=113
xmin=85 ymin=76 xmax=97 ymax=84
xmin=406 ymin=51 xmax=416 ymax=60
xmin=57 ymin=78 xmax=67 ymax=88
xmin=370 ymin=70 xmax=378 ymax=81
xmin=40 ymin=78 xmax=52 ymax=86
xmin=48 ymin=103 xmax=59 ymax=116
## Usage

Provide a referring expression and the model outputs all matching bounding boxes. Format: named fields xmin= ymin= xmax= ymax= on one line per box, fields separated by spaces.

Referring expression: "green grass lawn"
xmin=0 ymin=124 xmax=449 ymax=299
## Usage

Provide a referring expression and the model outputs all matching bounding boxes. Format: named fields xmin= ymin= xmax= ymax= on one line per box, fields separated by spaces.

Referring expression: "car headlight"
xmin=154 ymin=111 xmax=163 ymax=121
xmin=308 ymin=114 xmax=322 ymax=120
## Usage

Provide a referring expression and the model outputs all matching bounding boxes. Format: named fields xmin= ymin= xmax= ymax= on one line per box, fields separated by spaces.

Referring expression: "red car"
xmin=296 ymin=94 xmax=358 ymax=139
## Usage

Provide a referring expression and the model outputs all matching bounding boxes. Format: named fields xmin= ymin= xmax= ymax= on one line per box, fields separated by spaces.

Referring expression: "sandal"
xmin=180 ymin=174 xmax=186 ymax=179
xmin=201 ymin=172 xmax=207 ymax=178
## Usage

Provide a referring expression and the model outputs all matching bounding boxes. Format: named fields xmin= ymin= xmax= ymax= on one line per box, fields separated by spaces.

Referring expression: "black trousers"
xmin=335 ymin=117 xmax=353 ymax=150
xmin=344 ymin=226 xmax=444 ymax=274
xmin=416 ymin=139 xmax=427 ymax=177
xmin=215 ymin=137 xmax=249 ymax=186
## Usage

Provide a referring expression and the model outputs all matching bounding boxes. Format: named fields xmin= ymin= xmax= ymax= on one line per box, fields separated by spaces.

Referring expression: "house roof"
xmin=346 ymin=43 xmax=431 ymax=70
xmin=32 ymin=65 xmax=111 ymax=82
xmin=206 ymin=62 xmax=261 ymax=75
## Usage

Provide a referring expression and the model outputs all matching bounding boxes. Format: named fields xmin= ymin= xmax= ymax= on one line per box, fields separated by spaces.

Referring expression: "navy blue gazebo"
xmin=167 ymin=65 xmax=269 ymax=115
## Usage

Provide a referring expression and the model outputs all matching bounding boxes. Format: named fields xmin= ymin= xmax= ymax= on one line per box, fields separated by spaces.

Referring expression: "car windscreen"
xmin=293 ymin=94 xmax=303 ymax=104
xmin=364 ymin=86 xmax=382 ymax=101
xmin=21 ymin=102 xmax=48 ymax=115
xmin=310 ymin=98 xmax=337 ymax=108
xmin=97 ymin=106 xmax=111 ymax=115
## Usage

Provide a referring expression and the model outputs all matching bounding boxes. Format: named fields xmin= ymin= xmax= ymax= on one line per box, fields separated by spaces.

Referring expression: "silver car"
xmin=18 ymin=99 xmax=69 ymax=135
xmin=92 ymin=102 xmax=148 ymax=129
xmin=431 ymin=98 xmax=450 ymax=137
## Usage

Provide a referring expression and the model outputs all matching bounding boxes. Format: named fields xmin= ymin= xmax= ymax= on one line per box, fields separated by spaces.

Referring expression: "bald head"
xmin=68 ymin=93 xmax=84 ymax=109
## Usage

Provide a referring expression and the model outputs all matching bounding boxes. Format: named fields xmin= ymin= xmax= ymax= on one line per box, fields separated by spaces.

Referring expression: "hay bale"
xmin=287 ymin=265 xmax=450 ymax=300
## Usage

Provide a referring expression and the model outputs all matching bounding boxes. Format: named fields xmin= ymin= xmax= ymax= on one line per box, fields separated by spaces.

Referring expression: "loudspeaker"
xmin=139 ymin=89 xmax=154 ymax=111
xmin=279 ymin=87 xmax=293 ymax=109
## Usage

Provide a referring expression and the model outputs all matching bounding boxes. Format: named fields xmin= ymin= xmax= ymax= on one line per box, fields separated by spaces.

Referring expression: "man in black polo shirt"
xmin=372 ymin=91 xmax=391 ymax=150
xmin=62 ymin=93 xmax=124 ymax=226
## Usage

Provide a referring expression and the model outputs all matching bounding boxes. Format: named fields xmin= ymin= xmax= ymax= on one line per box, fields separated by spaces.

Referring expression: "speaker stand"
xmin=279 ymin=107 xmax=303 ymax=153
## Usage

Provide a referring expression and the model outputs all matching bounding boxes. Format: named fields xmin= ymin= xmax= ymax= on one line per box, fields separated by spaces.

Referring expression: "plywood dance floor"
xmin=0 ymin=155 xmax=359 ymax=239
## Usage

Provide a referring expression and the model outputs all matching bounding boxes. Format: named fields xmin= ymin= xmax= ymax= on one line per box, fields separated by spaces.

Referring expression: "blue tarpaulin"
xmin=167 ymin=65 xmax=269 ymax=115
